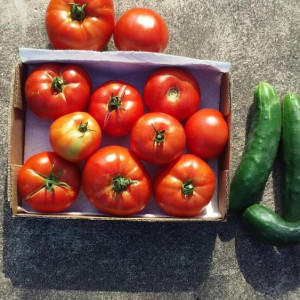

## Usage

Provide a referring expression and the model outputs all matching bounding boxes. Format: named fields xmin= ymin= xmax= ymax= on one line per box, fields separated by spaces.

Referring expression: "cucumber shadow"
xmin=2 ymin=184 xmax=217 ymax=293
xmin=217 ymin=211 xmax=300 ymax=298
xmin=235 ymin=231 xmax=300 ymax=297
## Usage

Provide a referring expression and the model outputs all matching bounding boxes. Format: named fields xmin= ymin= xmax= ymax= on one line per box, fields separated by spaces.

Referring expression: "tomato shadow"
xmin=235 ymin=227 xmax=300 ymax=298
xmin=3 ymin=193 xmax=217 ymax=292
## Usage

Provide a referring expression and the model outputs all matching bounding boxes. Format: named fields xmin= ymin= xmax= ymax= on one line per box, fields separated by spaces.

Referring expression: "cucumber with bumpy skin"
xmin=229 ymin=82 xmax=281 ymax=213
xmin=282 ymin=93 xmax=300 ymax=222
xmin=242 ymin=204 xmax=300 ymax=246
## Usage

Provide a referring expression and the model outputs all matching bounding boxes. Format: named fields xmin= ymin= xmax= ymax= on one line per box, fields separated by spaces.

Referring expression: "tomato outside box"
xmin=8 ymin=48 xmax=231 ymax=221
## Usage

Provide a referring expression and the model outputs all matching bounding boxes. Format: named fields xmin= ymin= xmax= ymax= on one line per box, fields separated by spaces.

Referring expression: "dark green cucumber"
xmin=242 ymin=204 xmax=300 ymax=246
xmin=282 ymin=93 xmax=300 ymax=222
xmin=229 ymin=82 xmax=281 ymax=213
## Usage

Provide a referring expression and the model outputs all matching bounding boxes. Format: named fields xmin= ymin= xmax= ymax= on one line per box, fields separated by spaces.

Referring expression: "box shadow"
xmin=3 ymin=188 xmax=217 ymax=293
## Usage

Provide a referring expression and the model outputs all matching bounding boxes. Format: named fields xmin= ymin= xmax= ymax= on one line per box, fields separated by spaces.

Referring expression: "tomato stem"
xmin=104 ymin=91 xmax=126 ymax=126
xmin=52 ymin=76 xmax=65 ymax=93
xmin=151 ymin=124 xmax=165 ymax=145
xmin=78 ymin=121 xmax=88 ymax=133
xmin=44 ymin=166 xmax=70 ymax=192
xmin=69 ymin=3 xmax=87 ymax=22
xmin=108 ymin=91 xmax=126 ymax=112
xmin=182 ymin=179 xmax=194 ymax=196
xmin=112 ymin=175 xmax=137 ymax=194
xmin=108 ymin=95 xmax=122 ymax=111
xmin=26 ymin=166 xmax=70 ymax=199
xmin=78 ymin=121 xmax=94 ymax=137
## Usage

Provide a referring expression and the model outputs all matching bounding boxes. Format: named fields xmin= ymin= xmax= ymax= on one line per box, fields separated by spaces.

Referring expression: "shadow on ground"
xmin=218 ymin=214 xmax=300 ymax=298
xmin=2 ymin=200 xmax=217 ymax=292
xmin=235 ymin=232 xmax=300 ymax=298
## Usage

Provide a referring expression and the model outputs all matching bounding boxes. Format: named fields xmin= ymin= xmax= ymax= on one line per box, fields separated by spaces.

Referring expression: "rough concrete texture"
xmin=0 ymin=0 xmax=300 ymax=299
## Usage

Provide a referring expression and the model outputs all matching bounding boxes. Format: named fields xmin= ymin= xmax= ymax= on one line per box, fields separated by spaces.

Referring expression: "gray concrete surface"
xmin=1 ymin=0 xmax=300 ymax=299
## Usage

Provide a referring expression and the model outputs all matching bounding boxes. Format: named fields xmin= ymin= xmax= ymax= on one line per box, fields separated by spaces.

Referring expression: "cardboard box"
xmin=8 ymin=49 xmax=231 ymax=221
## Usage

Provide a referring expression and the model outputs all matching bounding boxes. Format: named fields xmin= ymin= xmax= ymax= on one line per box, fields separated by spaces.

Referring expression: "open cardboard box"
xmin=8 ymin=49 xmax=231 ymax=221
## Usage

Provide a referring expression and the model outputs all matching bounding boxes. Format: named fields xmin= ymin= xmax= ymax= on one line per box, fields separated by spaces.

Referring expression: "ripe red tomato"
xmin=45 ymin=0 xmax=115 ymax=51
xmin=185 ymin=109 xmax=229 ymax=159
xmin=18 ymin=152 xmax=81 ymax=213
xmin=82 ymin=146 xmax=151 ymax=216
xmin=88 ymin=81 xmax=144 ymax=137
xmin=154 ymin=154 xmax=216 ymax=217
xmin=144 ymin=68 xmax=201 ymax=121
xmin=25 ymin=64 xmax=92 ymax=120
xmin=49 ymin=112 xmax=102 ymax=162
xmin=130 ymin=112 xmax=186 ymax=165
xmin=113 ymin=8 xmax=169 ymax=52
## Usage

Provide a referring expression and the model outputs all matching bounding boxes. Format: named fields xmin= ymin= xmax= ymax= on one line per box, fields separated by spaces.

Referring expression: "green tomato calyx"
xmin=78 ymin=121 xmax=88 ymax=133
xmin=112 ymin=175 xmax=137 ymax=194
xmin=43 ymin=166 xmax=70 ymax=192
xmin=26 ymin=166 xmax=70 ymax=199
xmin=51 ymin=76 xmax=66 ymax=93
xmin=70 ymin=3 xmax=87 ymax=22
xmin=108 ymin=90 xmax=127 ymax=112
xmin=182 ymin=179 xmax=194 ymax=196
xmin=108 ymin=95 xmax=123 ymax=111
xmin=152 ymin=124 xmax=165 ymax=145
xmin=77 ymin=121 xmax=94 ymax=136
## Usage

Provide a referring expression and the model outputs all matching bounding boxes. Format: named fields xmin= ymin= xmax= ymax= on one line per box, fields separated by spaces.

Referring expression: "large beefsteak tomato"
xmin=82 ymin=146 xmax=152 ymax=216
xmin=143 ymin=68 xmax=201 ymax=121
xmin=18 ymin=152 xmax=81 ymax=213
xmin=154 ymin=154 xmax=216 ymax=217
xmin=25 ymin=64 xmax=92 ymax=120
xmin=45 ymin=0 xmax=115 ymax=51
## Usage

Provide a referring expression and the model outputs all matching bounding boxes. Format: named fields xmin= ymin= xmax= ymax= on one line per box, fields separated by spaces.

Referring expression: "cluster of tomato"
xmin=45 ymin=0 xmax=169 ymax=53
xmin=18 ymin=62 xmax=229 ymax=218
xmin=17 ymin=1 xmax=228 ymax=217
